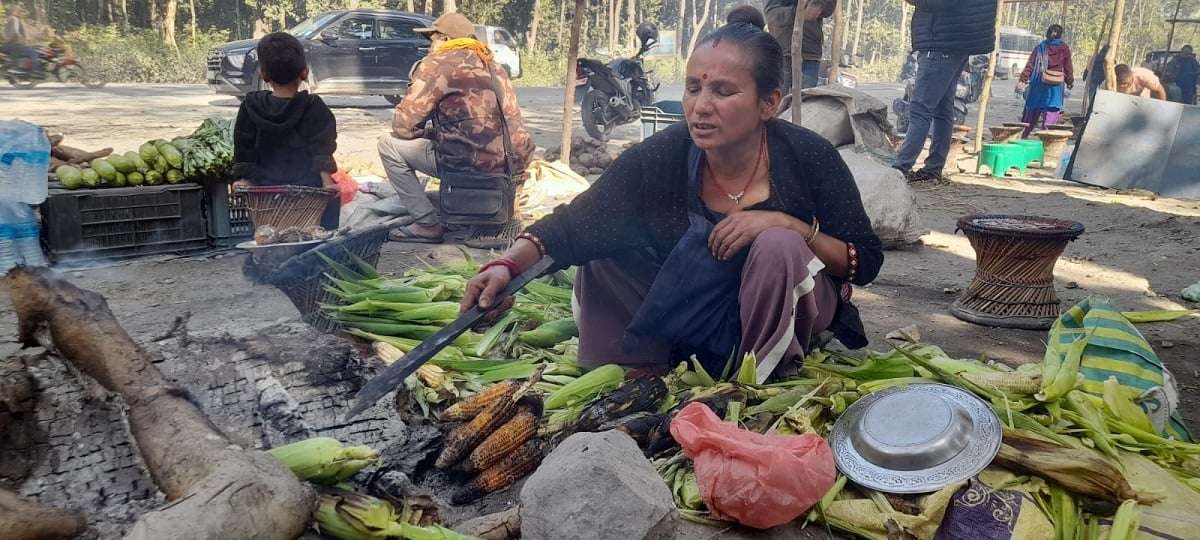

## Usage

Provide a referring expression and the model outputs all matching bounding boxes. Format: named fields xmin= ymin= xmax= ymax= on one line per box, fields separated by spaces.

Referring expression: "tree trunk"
xmin=528 ymin=0 xmax=541 ymax=49
xmin=406 ymin=0 xmax=414 ymax=11
xmin=677 ymin=0 xmax=687 ymax=58
xmin=557 ymin=0 xmax=566 ymax=50
xmin=973 ymin=0 xmax=1004 ymax=152
xmin=841 ymin=0 xmax=852 ymax=52
xmin=32 ymin=0 xmax=48 ymax=25
xmin=104 ymin=0 xmax=114 ymax=24
xmin=162 ymin=0 xmax=178 ymax=49
xmin=829 ymin=0 xmax=845 ymax=81
xmin=1105 ymin=0 xmax=1126 ymax=90
xmin=625 ymin=0 xmax=635 ymax=52
xmin=562 ymin=0 xmax=588 ymax=164
xmin=6 ymin=267 xmax=315 ymax=540
xmin=119 ymin=0 xmax=128 ymax=28
xmin=685 ymin=0 xmax=713 ymax=56
xmin=148 ymin=0 xmax=159 ymax=33
xmin=851 ymin=0 xmax=863 ymax=63
xmin=444 ymin=0 xmax=457 ymax=12
xmin=791 ymin=0 xmax=808 ymax=124
xmin=188 ymin=0 xmax=197 ymax=43
xmin=609 ymin=0 xmax=618 ymax=53
xmin=899 ymin=5 xmax=908 ymax=57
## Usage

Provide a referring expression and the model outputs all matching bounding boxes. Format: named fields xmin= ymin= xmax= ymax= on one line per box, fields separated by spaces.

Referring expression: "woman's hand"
xmin=461 ymin=266 xmax=516 ymax=315
xmin=708 ymin=211 xmax=792 ymax=261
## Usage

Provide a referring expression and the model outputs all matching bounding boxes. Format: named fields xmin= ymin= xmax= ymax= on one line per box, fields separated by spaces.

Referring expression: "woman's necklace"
xmin=705 ymin=129 xmax=767 ymax=206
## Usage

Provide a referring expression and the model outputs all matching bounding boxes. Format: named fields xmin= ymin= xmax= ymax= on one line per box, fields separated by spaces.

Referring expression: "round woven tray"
xmin=952 ymin=215 xmax=1085 ymax=329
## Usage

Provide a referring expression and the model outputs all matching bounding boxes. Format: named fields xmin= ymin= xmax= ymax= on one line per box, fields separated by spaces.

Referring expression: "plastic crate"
xmin=640 ymin=100 xmax=685 ymax=140
xmin=205 ymin=182 xmax=252 ymax=246
xmin=41 ymin=185 xmax=208 ymax=262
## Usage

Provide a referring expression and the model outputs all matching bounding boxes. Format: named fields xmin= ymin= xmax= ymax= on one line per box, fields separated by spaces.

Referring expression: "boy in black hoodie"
xmin=233 ymin=32 xmax=339 ymax=229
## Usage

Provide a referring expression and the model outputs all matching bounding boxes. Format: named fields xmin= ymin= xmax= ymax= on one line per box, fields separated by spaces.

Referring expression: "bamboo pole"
xmin=1082 ymin=14 xmax=1110 ymax=114
xmin=561 ymin=0 xmax=588 ymax=164
xmin=974 ymin=0 xmax=1006 ymax=153
xmin=790 ymin=0 xmax=811 ymax=124
xmin=851 ymin=0 xmax=863 ymax=63
xmin=1104 ymin=0 xmax=1126 ymax=91
xmin=829 ymin=0 xmax=846 ymax=82
xmin=1165 ymin=0 xmax=1184 ymax=53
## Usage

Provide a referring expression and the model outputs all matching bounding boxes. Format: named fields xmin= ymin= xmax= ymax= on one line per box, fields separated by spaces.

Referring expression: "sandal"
xmin=388 ymin=224 xmax=444 ymax=244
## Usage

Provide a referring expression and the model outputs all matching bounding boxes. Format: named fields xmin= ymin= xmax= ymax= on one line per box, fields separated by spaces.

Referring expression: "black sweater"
xmin=233 ymin=90 xmax=337 ymax=187
xmin=527 ymin=119 xmax=883 ymax=347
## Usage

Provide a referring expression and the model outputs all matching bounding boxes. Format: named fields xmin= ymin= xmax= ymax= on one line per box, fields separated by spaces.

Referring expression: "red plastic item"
xmin=331 ymin=170 xmax=359 ymax=206
xmin=670 ymin=402 xmax=836 ymax=529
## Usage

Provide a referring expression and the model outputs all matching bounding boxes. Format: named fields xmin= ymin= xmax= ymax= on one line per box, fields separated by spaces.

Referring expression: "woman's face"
xmin=682 ymin=42 xmax=779 ymax=151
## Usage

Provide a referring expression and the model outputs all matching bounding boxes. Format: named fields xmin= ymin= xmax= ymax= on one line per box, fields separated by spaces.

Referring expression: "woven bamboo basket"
xmin=237 ymin=185 xmax=337 ymax=229
xmin=267 ymin=224 xmax=390 ymax=333
xmin=951 ymin=214 xmax=1084 ymax=330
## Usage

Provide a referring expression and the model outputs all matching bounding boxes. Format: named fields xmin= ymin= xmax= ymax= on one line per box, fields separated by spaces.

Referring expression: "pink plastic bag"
xmin=670 ymin=402 xmax=836 ymax=529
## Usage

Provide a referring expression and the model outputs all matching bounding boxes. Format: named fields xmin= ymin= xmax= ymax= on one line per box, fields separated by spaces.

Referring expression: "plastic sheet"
xmin=670 ymin=402 xmax=835 ymax=529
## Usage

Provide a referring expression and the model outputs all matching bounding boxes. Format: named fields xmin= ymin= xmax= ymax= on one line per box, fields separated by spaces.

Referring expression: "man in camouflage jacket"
xmin=379 ymin=12 xmax=535 ymax=243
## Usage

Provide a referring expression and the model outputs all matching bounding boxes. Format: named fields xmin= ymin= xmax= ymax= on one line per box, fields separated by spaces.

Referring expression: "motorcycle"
xmin=891 ymin=52 xmax=988 ymax=133
xmin=575 ymin=23 xmax=660 ymax=141
xmin=2 ymin=40 xmax=106 ymax=89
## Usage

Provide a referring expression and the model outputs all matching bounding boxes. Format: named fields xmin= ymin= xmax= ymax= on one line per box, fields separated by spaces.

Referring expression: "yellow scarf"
xmin=435 ymin=37 xmax=494 ymax=62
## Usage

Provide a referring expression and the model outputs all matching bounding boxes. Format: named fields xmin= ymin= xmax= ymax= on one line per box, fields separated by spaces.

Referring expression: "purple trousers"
xmin=572 ymin=228 xmax=838 ymax=380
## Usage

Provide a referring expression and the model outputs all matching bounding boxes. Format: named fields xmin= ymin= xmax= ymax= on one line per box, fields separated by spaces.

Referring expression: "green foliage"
xmin=67 ymin=26 xmax=230 ymax=84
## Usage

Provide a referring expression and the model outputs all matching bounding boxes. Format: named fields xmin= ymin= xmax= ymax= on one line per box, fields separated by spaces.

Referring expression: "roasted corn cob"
xmin=436 ymin=392 xmax=521 ymax=468
xmin=464 ymin=397 xmax=543 ymax=473
xmin=441 ymin=381 xmax=520 ymax=422
xmin=452 ymin=440 xmax=544 ymax=505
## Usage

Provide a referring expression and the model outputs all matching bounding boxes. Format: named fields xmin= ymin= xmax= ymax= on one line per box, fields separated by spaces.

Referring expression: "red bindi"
xmin=702 ymin=73 xmax=709 ymax=80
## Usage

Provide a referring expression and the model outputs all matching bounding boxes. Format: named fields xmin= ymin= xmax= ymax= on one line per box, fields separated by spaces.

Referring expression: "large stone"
xmin=520 ymin=431 xmax=678 ymax=540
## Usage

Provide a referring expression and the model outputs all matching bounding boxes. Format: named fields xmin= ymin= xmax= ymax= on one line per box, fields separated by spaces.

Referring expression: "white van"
xmin=997 ymin=26 xmax=1040 ymax=81
xmin=475 ymin=25 xmax=522 ymax=79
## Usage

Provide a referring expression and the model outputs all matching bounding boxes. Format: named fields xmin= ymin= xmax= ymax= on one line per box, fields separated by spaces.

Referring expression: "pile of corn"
xmin=267 ymin=437 xmax=476 ymax=539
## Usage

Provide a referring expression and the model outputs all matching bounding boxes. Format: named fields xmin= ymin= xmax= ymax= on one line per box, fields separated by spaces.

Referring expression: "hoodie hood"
xmin=241 ymin=90 xmax=317 ymax=133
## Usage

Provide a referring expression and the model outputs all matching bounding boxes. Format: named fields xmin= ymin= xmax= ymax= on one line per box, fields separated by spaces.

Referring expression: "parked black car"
xmin=207 ymin=10 xmax=434 ymax=104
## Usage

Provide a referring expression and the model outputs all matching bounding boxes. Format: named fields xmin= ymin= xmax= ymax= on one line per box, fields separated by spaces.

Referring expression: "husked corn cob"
xmin=452 ymin=440 xmax=544 ymax=505
xmin=960 ymin=371 xmax=1041 ymax=394
xmin=441 ymin=381 xmax=520 ymax=422
xmin=436 ymin=392 xmax=520 ymax=468
xmin=464 ymin=397 xmax=543 ymax=473
xmin=268 ymin=437 xmax=379 ymax=484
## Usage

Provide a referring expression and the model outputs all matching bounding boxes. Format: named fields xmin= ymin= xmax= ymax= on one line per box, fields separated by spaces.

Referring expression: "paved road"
xmin=0 ymin=78 xmax=1072 ymax=173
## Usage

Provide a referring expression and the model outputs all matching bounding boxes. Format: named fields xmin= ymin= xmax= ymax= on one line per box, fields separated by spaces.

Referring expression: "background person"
xmin=1017 ymin=24 xmax=1072 ymax=137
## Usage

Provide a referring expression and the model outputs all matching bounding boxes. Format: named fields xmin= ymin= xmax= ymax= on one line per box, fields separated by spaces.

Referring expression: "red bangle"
xmin=516 ymin=232 xmax=546 ymax=258
xmin=479 ymin=258 xmax=521 ymax=278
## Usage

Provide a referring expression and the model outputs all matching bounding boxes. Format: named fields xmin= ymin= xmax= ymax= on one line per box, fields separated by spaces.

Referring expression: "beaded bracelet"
xmin=516 ymin=232 xmax=546 ymax=258
xmin=479 ymin=258 xmax=521 ymax=278
xmin=846 ymin=242 xmax=859 ymax=282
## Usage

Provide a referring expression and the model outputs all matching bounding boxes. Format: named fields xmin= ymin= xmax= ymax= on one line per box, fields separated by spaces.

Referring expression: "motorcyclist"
xmin=3 ymin=4 xmax=44 ymax=76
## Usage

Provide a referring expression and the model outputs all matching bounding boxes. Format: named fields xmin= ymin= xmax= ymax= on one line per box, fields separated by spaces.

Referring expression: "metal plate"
xmin=830 ymin=383 xmax=1002 ymax=494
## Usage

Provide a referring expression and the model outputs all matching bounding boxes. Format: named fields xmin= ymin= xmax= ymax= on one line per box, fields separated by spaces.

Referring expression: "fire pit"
xmin=951 ymin=215 xmax=1085 ymax=329
xmin=988 ymin=126 xmax=1023 ymax=144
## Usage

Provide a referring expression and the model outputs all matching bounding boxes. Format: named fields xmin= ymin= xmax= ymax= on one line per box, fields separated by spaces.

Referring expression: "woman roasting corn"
xmin=460 ymin=14 xmax=883 ymax=380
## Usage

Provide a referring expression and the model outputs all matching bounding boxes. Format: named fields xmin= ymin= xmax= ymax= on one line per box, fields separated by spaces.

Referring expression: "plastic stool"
xmin=976 ymin=143 xmax=1027 ymax=177
xmin=1011 ymin=140 xmax=1045 ymax=167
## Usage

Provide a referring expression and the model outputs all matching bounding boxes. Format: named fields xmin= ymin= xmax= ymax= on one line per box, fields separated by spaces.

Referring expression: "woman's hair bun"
xmin=725 ymin=5 xmax=766 ymax=30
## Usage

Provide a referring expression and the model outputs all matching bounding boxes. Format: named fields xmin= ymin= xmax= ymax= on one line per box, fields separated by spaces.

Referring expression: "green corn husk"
xmin=857 ymin=377 xmax=939 ymax=394
xmin=735 ymin=352 xmax=758 ymax=385
xmin=318 ymin=252 xmax=368 ymax=283
xmin=808 ymin=352 xmax=914 ymax=381
xmin=268 ymin=437 xmax=379 ymax=484
xmin=1037 ymin=333 xmax=1086 ymax=403
xmin=517 ymin=318 xmax=579 ymax=348
xmin=342 ymin=287 xmax=442 ymax=304
xmin=316 ymin=492 xmax=480 ymax=540
xmin=544 ymin=364 xmax=625 ymax=409
xmin=1101 ymin=377 xmax=1156 ymax=434
xmin=1120 ymin=309 xmax=1197 ymax=323
xmin=347 ymin=330 xmax=468 ymax=367
xmin=1107 ymin=500 xmax=1140 ymax=540
xmin=475 ymin=311 xmax=520 ymax=356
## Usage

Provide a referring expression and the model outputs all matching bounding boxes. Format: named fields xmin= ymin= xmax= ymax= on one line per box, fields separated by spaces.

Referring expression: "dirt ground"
xmin=1 ymin=82 xmax=1199 ymax=537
